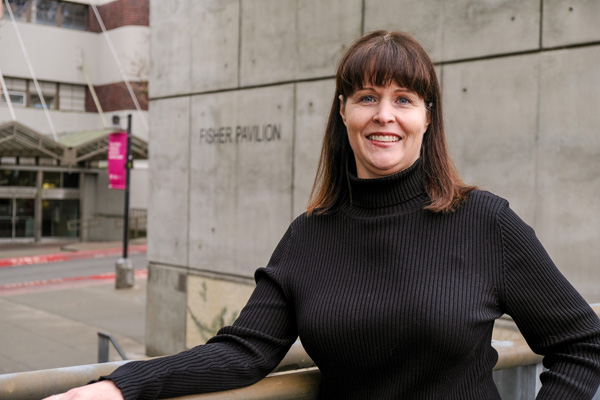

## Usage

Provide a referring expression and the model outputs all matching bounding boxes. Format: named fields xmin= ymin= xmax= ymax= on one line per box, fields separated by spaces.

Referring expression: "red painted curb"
xmin=0 ymin=269 xmax=148 ymax=295
xmin=0 ymin=245 xmax=147 ymax=268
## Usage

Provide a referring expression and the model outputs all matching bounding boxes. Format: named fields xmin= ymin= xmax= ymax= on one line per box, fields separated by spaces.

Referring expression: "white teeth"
xmin=367 ymin=135 xmax=400 ymax=142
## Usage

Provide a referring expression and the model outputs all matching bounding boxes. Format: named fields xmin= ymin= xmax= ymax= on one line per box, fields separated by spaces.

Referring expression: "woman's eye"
xmin=360 ymin=95 xmax=376 ymax=103
xmin=398 ymin=97 xmax=412 ymax=105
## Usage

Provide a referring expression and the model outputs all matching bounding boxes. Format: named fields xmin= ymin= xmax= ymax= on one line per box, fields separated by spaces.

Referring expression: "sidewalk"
xmin=0 ymin=240 xmax=148 ymax=375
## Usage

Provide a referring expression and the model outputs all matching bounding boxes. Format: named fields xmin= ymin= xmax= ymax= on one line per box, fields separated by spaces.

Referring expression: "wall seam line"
xmin=150 ymin=39 xmax=600 ymax=102
xmin=237 ymin=0 xmax=243 ymax=88
xmin=291 ymin=83 xmax=297 ymax=221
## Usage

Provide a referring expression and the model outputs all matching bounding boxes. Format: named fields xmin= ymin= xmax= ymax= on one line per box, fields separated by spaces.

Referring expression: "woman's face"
xmin=340 ymin=82 xmax=430 ymax=179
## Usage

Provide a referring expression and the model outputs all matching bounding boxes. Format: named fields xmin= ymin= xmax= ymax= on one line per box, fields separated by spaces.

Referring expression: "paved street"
xmin=0 ymin=241 xmax=148 ymax=375
xmin=0 ymin=252 xmax=146 ymax=286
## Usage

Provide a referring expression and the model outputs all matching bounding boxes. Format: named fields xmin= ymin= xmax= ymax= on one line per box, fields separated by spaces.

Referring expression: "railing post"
xmin=97 ymin=332 xmax=128 ymax=363
xmin=493 ymin=363 xmax=543 ymax=400
xmin=97 ymin=333 xmax=109 ymax=363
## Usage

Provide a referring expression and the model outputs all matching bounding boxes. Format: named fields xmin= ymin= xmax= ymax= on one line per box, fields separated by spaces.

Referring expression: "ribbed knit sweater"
xmin=103 ymin=161 xmax=600 ymax=399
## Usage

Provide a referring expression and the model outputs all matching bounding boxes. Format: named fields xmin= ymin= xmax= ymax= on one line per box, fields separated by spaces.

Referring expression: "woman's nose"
xmin=373 ymin=101 xmax=394 ymax=124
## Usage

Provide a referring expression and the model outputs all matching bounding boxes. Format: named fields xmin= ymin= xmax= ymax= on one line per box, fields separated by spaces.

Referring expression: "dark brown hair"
xmin=307 ymin=30 xmax=475 ymax=215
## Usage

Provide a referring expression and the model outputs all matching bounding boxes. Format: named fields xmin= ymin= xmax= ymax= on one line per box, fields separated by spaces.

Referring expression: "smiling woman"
xmin=45 ymin=31 xmax=600 ymax=400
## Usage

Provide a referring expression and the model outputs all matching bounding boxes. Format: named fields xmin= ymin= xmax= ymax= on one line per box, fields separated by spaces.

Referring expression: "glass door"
xmin=0 ymin=199 xmax=12 ymax=238
xmin=0 ymin=198 xmax=35 ymax=239
xmin=15 ymin=198 xmax=35 ymax=238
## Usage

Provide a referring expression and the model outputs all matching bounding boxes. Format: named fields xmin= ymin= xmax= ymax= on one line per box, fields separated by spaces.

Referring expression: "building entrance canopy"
xmin=0 ymin=121 xmax=148 ymax=166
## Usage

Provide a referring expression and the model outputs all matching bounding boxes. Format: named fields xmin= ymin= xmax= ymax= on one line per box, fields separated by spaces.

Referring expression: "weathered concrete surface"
xmin=239 ymin=0 xmax=361 ymax=86
xmin=190 ymin=0 xmax=239 ymax=92
xmin=363 ymin=0 xmax=445 ymax=61
xmin=294 ymin=0 xmax=362 ymax=80
xmin=543 ymin=0 xmax=600 ymax=48
xmin=149 ymin=0 xmax=192 ymax=98
xmin=442 ymin=54 xmax=539 ymax=224
xmin=441 ymin=0 xmax=540 ymax=61
xmin=536 ymin=46 xmax=600 ymax=301
xmin=186 ymin=275 xmax=254 ymax=348
xmin=188 ymin=85 xmax=294 ymax=277
xmin=239 ymin=0 xmax=296 ymax=86
xmin=365 ymin=0 xmax=540 ymax=62
xmin=147 ymin=97 xmax=190 ymax=268
xmin=145 ymin=264 xmax=188 ymax=356
xmin=293 ymin=79 xmax=335 ymax=217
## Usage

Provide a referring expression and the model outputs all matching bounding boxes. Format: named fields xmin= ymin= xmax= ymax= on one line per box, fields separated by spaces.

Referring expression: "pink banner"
xmin=108 ymin=132 xmax=127 ymax=190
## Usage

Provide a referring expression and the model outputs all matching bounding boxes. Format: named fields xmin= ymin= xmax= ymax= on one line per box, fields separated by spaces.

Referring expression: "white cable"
xmin=89 ymin=0 xmax=148 ymax=134
xmin=0 ymin=66 xmax=17 ymax=121
xmin=3 ymin=0 xmax=58 ymax=141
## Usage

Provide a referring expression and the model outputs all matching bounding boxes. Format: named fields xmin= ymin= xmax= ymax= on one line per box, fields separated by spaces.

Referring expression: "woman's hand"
xmin=42 ymin=381 xmax=124 ymax=400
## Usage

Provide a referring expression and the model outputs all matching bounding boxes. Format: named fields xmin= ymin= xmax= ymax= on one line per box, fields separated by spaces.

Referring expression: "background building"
xmin=145 ymin=0 xmax=600 ymax=356
xmin=0 ymin=0 xmax=149 ymax=242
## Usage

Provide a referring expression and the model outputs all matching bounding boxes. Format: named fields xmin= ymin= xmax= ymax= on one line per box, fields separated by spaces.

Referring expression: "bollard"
xmin=115 ymin=257 xmax=134 ymax=289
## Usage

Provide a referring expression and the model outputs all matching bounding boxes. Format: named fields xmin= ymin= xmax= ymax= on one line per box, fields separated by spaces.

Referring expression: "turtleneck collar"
xmin=347 ymin=159 xmax=426 ymax=209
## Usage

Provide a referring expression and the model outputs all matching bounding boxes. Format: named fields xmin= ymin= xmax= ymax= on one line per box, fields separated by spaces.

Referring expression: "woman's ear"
xmin=424 ymin=102 xmax=432 ymax=130
xmin=339 ymin=95 xmax=346 ymax=124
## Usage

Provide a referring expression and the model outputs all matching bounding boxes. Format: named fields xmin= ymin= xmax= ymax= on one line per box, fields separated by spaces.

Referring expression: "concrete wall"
xmin=147 ymin=0 xmax=600 ymax=354
xmin=0 ymin=22 xmax=149 ymax=85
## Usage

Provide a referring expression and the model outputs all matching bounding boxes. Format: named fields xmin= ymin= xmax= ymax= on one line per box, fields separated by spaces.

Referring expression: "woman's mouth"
xmin=366 ymin=134 xmax=401 ymax=142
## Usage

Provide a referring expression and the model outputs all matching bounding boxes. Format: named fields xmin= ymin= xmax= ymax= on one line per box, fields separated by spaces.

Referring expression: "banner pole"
xmin=123 ymin=114 xmax=132 ymax=259
xmin=115 ymin=114 xmax=134 ymax=289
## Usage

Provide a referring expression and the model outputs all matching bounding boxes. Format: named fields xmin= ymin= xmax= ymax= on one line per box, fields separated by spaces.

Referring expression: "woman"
xmin=49 ymin=31 xmax=600 ymax=400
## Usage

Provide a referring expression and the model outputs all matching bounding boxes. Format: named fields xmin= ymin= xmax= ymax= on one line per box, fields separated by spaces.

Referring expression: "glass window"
xmin=34 ymin=0 xmax=58 ymax=26
xmin=3 ymin=0 xmax=29 ymax=21
xmin=61 ymin=1 xmax=86 ymax=30
xmin=3 ymin=1 xmax=89 ymax=30
xmin=30 ymin=80 xmax=56 ymax=109
xmin=0 ymin=198 xmax=35 ymax=238
xmin=0 ymin=170 xmax=37 ymax=187
xmin=4 ymin=77 xmax=27 ymax=92
xmin=30 ymin=93 xmax=55 ymax=109
xmin=42 ymin=171 xmax=61 ymax=188
xmin=58 ymin=83 xmax=86 ymax=111
xmin=63 ymin=172 xmax=80 ymax=188
xmin=2 ymin=78 xmax=27 ymax=107
xmin=2 ymin=78 xmax=89 ymax=111
xmin=42 ymin=199 xmax=79 ymax=237
xmin=0 ymin=199 xmax=12 ymax=238
xmin=0 ymin=199 xmax=11 ymax=217
xmin=1 ymin=91 xmax=26 ymax=107
xmin=15 ymin=198 xmax=35 ymax=238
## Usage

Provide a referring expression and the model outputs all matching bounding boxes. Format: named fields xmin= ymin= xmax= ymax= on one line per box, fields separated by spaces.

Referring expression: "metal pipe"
xmin=98 ymin=332 xmax=128 ymax=363
xmin=1 ymin=306 xmax=599 ymax=399
xmin=0 ymin=362 xmax=130 ymax=400
xmin=123 ymin=114 xmax=132 ymax=260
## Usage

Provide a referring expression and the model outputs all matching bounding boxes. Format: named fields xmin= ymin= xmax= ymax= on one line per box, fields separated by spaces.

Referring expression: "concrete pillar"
xmin=34 ymin=170 xmax=42 ymax=242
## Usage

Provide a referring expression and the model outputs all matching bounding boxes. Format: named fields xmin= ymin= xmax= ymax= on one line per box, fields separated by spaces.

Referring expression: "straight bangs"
xmin=337 ymin=33 xmax=435 ymax=103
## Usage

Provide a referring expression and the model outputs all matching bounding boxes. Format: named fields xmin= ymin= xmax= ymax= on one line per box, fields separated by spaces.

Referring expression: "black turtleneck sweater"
xmin=103 ymin=161 xmax=600 ymax=399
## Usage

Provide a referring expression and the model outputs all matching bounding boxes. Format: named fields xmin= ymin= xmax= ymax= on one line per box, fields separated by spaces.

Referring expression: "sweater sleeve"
xmin=497 ymin=204 xmax=600 ymax=399
xmin=98 ymin=225 xmax=298 ymax=400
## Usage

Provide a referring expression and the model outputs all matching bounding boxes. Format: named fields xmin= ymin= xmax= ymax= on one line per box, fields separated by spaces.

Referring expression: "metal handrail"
xmin=1 ymin=306 xmax=599 ymax=400
xmin=0 ymin=341 xmax=314 ymax=399
xmin=97 ymin=332 xmax=128 ymax=363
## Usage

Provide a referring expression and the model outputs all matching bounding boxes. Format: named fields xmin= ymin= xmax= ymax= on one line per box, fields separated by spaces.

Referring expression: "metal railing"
xmin=1 ymin=307 xmax=599 ymax=400
xmin=97 ymin=332 xmax=128 ymax=363
xmin=67 ymin=208 xmax=147 ymax=240
xmin=0 ymin=341 xmax=315 ymax=400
